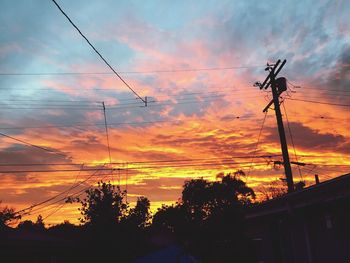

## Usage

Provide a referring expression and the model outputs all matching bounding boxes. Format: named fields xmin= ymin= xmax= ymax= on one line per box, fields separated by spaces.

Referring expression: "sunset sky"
xmin=1 ymin=0 xmax=349 ymax=225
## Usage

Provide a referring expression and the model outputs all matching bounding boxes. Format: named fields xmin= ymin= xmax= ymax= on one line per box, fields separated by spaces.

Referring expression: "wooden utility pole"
xmin=255 ymin=59 xmax=294 ymax=192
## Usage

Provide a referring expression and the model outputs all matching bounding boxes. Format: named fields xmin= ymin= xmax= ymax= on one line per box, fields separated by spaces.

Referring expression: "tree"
xmin=213 ymin=171 xmax=256 ymax=207
xmin=126 ymin=196 xmax=151 ymax=228
xmin=181 ymin=171 xmax=255 ymax=223
xmin=17 ymin=215 xmax=45 ymax=231
xmin=17 ymin=220 xmax=36 ymax=230
xmin=152 ymin=204 xmax=188 ymax=233
xmin=0 ymin=202 xmax=20 ymax=227
xmin=35 ymin=215 xmax=45 ymax=230
xmin=47 ymin=221 xmax=80 ymax=240
xmin=178 ymin=172 xmax=257 ymax=262
xmin=258 ymin=179 xmax=288 ymax=201
xmin=182 ymin=178 xmax=211 ymax=222
xmin=72 ymin=181 xmax=127 ymax=227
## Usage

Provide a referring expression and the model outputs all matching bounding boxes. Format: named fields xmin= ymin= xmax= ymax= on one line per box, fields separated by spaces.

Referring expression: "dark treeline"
xmin=0 ymin=171 xmax=259 ymax=263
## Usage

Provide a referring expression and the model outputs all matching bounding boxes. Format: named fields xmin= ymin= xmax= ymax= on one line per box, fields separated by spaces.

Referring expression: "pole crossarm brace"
xmin=258 ymin=59 xmax=287 ymax=112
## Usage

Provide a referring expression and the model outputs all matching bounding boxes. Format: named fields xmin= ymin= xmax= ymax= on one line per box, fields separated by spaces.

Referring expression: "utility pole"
xmin=102 ymin=102 xmax=112 ymax=164
xmin=255 ymin=59 xmax=294 ymax=192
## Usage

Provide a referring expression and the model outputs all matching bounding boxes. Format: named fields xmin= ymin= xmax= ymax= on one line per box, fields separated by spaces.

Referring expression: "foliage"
xmin=258 ymin=179 xmax=287 ymax=201
xmin=154 ymin=171 xmax=255 ymax=228
xmin=17 ymin=215 xmax=45 ymax=231
xmin=72 ymin=181 xmax=127 ymax=226
xmin=0 ymin=201 xmax=21 ymax=227
xmin=152 ymin=203 xmax=188 ymax=233
xmin=1 ymin=171 xmax=258 ymax=262
xmin=181 ymin=171 xmax=255 ymax=222
xmin=17 ymin=220 xmax=36 ymax=230
xmin=126 ymin=196 xmax=151 ymax=228
xmin=35 ymin=214 xmax=45 ymax=229
xmin=152 ymin=171 xmax=257 ymax=262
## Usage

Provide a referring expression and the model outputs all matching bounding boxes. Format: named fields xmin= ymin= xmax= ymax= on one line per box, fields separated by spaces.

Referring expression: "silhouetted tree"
xmin=182 ymin=178 xmax=211 ymax=222
xmin=126 ymin=196 xmax=151 ymax=228
xmin=48 ymin=220 xmax=75 ymax=232
xmin=152 ymin=204 xmax=188 ymax=234
xmin=0 ymin=201 xmax=20 ymax=227
xmin=182 ymin=172 xmax=255 ymax=223
xmin=47 ymin=220 xmax=82 ymax=242
xmin=17 ymin=215 xmax=45 ymax=231
xmin=213 ymin=171 xmax=256 ymax=206
xmin=156 ymin=172 xmax=257 ymax=262
xmin=35 ymin=214 xmax=45 ymax=229
xmin=258 ymin=178 xmax=288 ymax=201
xmin=72 ymin=181 xmax=127 ymax=227
xmin=17 ymin=219 xmax=36 ymax=230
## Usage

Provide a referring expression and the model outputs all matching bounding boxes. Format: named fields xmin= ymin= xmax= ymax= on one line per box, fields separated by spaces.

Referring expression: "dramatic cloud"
xmin=0 ymin=0 xmax=349 ymax=224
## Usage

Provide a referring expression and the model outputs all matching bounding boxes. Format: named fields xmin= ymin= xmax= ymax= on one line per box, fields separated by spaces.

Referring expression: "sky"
xmin=0 ymin=0 xmax=349 ymax=225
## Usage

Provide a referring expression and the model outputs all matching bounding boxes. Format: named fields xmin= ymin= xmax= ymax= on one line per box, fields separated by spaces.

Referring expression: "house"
xmin=246 ymin=173 xmax=350 ymax=263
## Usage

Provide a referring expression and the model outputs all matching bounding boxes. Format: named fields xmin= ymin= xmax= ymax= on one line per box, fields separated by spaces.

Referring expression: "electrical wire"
xmin=247 ymin=111 xmax=268 ymax=177
xmin=51 ymin=0 xmax=145 ymax=103
xmin=42 ymin=165 xmax=83 ymax=221
xmin=0 ymin=111 xmax=346 ymax=131
xmin=0 ymin=131 xmax=67 ymax=157
xmin=15 ymin=165 xmax=108 ymax=215
xmin=0 ymin=160 xmax=272 ymax=174
xmin=0 ymin=94 xmax=263 ymax=111
xmin=282 ymin=102 xmax=303 ymax=181
xmin=285 ymin=98 xmax=350 ymax=107
xmin=0 ymin=155 xmax=282 ymax=168
xmin=1 ymin=154 xmax=347 ymax=168
xmin=0 ymin=65 xmax=264 ymax=76
xmin=102 ymin=102 xmax=112 ymax=164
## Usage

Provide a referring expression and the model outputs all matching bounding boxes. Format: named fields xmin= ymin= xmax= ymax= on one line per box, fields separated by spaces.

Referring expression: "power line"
xmin=0 ymin=85 xmax=255 ymax=93
xmin=0 ymin=155 xmax=282 ymax=167
xmin=1 ymin=154 xmax=346 ymax=168
xmin=0 ymin=65 xmax=264 ymax=76
xmin=15 ymin=159 xmax=349 ymax=217
xmin=15 ymin=166 xmax=107 ymax=215
xmin=6 ymin=93 xmax=345 ymax=112
xmin=0 ymin=95 xmax=263 ymax=111
xmin=42 ymin=166 xmax=83 ymax=221
xmin=41 ymin=202 xmax=66 ymax=221
xmin=291 ymin=95 xmax=350 ymax=101
xmin=0 ymin=114 xmax=265 ymax=131
xmin=0 ymin=91 xmax=259 ymax=109
xmin=1 ymin=159 xmax=348 ymax=169
xmin=247 ymin=111 xmax=268 ymax=177
xmin=3 ymin=99 xmax=101 ymax=103
xmin=102 ymin=102 xmax=112 ymax=164
xmin=1 ymin=159 xmax=279 ymax=174
xmin=51 ymin=0 xmax=145 ymax=104
xmin=287 ymin=81 xmax=350 ymax=92
xmin=40 ymin=164 xmax=113 ymax=221
xmin=282 ymin=102 xmax=303 ymax=181
xmin=8 ymin=117 xmax=263 ymax=134
xmin=25 ymin=170 xmax=115 ymax=217
xmin=0 ymin=106 xmax=101 ymax=110
xmin=0 ymin=131 xmax=67 ymax=157
xmin=0 ymin=119 xmax=177 ymax=130
xmin=23 ymin=159 xmax=348 ymax=219
xmin=286 ymin=98 xmax=350 ymax=107
xmin=0 ymin=167 xmax=115 ymax=174
xmin=0 ymin=111 xmax=346 ymax=131
xmin=18 ymin=159 xmax=276 ymax=217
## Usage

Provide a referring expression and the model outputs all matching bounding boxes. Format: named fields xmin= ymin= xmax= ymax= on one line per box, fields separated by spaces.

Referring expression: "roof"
xmin=246 ymin=173 xmax=350 ymax=219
